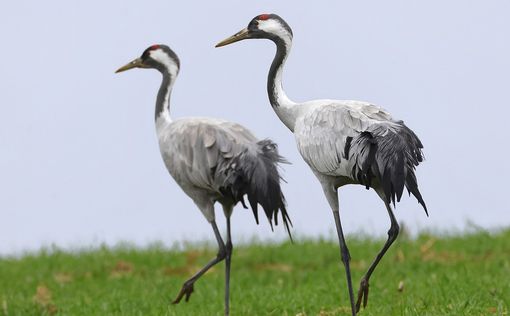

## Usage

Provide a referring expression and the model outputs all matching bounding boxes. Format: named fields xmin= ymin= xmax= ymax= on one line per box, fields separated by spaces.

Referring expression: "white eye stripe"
xmin=149 ymin=49 xmax=179 ymax=76
xmin=257 ymin=19 xmax=292 ymax=47
xmin=258 ymin=19 xmax=284 ymax=34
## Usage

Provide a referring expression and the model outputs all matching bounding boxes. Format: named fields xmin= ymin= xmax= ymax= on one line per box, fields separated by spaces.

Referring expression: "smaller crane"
xmin=116 ymin=44 xmax=291 ymax=316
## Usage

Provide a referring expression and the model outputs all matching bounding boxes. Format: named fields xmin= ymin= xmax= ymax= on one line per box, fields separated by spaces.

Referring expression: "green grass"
xmin=1 ymin=229 xmax=509 ymax=316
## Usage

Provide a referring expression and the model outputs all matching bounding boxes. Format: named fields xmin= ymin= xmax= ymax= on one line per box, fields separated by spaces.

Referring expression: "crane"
xmin=115 ymin=44 xmax=292 ymax=316
xmin=216 ymin=14 xmax=427 ymax=316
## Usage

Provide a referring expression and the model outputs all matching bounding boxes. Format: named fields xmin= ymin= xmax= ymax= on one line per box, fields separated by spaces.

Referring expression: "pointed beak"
xmin=115 ymin=57 xmax=144 ymax=73
xmin=215 ymin=28 xmax=251 ymax=48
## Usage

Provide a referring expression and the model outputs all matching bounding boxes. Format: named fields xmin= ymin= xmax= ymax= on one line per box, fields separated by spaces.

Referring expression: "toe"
xmin=363 ymin=286 xmax=369 ymax=308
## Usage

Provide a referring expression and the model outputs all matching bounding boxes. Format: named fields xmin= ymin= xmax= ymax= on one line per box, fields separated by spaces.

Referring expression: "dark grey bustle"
xmin=349 ymin=122 xmax=428 ymax=215
xmin=218 ymin=139 xmax=292 ymax=239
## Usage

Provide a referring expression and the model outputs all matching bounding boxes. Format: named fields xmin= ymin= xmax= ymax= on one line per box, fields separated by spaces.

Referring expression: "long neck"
xmin=155 ymin=70 xmax=174 ymax=123
xmin=267 ymin=37 xmax=298 ymax=131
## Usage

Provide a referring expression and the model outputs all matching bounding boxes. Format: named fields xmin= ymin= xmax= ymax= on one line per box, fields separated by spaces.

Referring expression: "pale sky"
xmin=1 ymin=1 xmax=509 ymax=254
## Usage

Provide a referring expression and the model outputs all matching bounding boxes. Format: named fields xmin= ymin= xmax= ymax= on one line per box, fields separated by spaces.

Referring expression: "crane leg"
xmin=172 ymin=220 xmax=227 ymax=305
xmin=333 ymin=211 xmax=357 ymax=316
xmin=224 ymin=216 xmax=233 ymax=316
xmin=355 ymin=202 xmax=399 ymax=312
xmin=321 ymin=182 xmax=357 ymax=316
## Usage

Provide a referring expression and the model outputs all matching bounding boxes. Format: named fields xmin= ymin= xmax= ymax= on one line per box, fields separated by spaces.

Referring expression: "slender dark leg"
xmin=355 ymin=202 xmax=399 ymax=312
xmin=320 ymin=181 xmax=357 ymax=316
xmin=172 ymin=220 xmax=226 ymax=304
xmin=333 ymin=211 xmax=357 ymax=316
xmin=224 ymin=216 xmax=233 ymax=316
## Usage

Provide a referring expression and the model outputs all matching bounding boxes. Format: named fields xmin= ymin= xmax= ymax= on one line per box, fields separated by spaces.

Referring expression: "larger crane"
xmin=216 ymin=14 xmax=427 ymax=315
xmin=116 ymin=44 xmax=291 ymax=316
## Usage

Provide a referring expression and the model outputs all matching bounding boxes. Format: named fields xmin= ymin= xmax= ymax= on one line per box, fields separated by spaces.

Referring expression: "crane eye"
xmin=248 ymin=20 xmax=259 ymax=30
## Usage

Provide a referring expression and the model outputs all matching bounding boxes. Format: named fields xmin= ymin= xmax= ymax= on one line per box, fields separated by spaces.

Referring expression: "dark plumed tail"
xmin=351 ymin=122 xmax=428 ymax=215
xmin=221 ymin=139 xmax=293 ymax=240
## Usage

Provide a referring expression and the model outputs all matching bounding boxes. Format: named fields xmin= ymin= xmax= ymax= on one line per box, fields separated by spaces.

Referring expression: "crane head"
xmin=115 ymin=44 xmax=180 ymax=77
xmin=215 ymin=14 xmax=293 ymax=48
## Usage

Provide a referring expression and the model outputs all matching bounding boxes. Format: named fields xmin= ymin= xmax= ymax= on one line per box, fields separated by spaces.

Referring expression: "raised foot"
xmin=172 ymin=282 xmax=195 ymax=304
xmin=355 ymin=277 xmax=369 ymax=313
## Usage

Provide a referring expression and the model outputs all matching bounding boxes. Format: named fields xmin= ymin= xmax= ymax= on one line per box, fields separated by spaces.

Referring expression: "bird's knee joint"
xmin=226 ymin=241 xmax=233 ymax=254
xmin=340 ymin=246 xmax=351 ymax=264
xmin=217 ymin=248 xmax=227 ymax=260
xmin=387 ymin=224 xmax=400 ymax=240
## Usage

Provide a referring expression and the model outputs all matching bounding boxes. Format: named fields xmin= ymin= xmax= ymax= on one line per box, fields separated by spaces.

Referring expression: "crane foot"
xmin=172 ymin=281 xmax=195 ymax=304
xmin=355 ymin=277 xmax=369 ymax=313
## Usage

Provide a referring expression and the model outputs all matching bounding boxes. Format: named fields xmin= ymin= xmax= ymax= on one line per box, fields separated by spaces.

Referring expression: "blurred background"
xmin=1 ymin=0 xmax=509 ymax=255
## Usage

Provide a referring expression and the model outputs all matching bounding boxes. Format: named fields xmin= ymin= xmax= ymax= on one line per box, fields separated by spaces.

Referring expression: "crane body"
xmin=116 ymin=44 xmax=291 ymax=316
xmin=217 ymin=14 xmax=427 ymax=316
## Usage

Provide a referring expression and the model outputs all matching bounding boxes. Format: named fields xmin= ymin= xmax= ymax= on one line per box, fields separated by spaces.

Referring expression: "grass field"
xmin=1 ymin=229 xmax=509 ymax=315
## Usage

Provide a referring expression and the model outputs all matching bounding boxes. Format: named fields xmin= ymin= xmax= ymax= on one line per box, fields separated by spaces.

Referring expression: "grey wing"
xmin=295 ymin=102 xmax=393 ymax=175
xmin=218 ymin=120 xmax=259 ymax=143
xmin=160 ymin=118 xmax=293 ymax=235
xmin=295 ymin=102 xmax=427 ymax=213
xmin=160 ymin=119 xmax=256 ymax=193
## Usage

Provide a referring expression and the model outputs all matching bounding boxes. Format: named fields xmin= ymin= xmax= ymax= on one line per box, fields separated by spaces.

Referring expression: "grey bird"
xmin=216 ymin=14 xmax=427 ymax=316
xmin=115 ymin=44 xmax=291 ymax=316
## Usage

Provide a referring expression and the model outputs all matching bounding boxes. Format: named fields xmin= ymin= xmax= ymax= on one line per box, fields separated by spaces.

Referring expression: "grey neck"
xmin=265 ymin=35 xmax=298 ymax=132
xmin=155 ymin=70 xmax=173 ymax=121
xmin=267 ymin=37 xmax=290 ymax=108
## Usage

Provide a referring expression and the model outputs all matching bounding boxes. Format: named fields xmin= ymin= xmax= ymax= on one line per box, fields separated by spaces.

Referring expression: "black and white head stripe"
xmin=214 ymin=14 xmax=295 ymax=109
xmin=141 ymin=45 xmax=180 ymax=121
xmin=248 ymin=14 xmax=293 ymax=39
xmin=248 ymin=15 xmax=294 ymax=109
xmin=141 ymin=44 xmax=180 ymax=75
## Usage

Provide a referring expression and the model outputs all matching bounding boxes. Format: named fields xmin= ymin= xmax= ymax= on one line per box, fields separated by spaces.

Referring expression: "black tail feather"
xmin=220 ymin=139 xmax=293 ymax=240
xmin=405 ymin=171 xmax=428 ymax=216
xmin=351 ymin=122 xmax=427 ymax=215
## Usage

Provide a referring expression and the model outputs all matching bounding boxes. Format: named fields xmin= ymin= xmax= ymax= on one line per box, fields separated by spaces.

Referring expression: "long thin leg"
xmin=355 ymin=201 xmax=399 ymax=312
xmin=172 ymin=220 xmax=226 ymax=304
xmin=321 ymin=181 xmax=356 ymax=316
xmin=224 ymin=216 xmax=233 ymax=316
xmin=333 ymin=211 xmax=357 ymax=316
